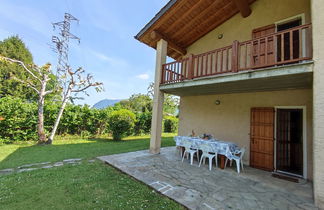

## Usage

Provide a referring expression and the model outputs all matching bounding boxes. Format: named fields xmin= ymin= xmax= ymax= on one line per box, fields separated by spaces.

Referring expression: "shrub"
xmin=80 ymin=130 xmax=92 ymax=138
xmin=134 ymin=112 xmax=152 ymax=135
xmin=108 ymin=109 xmax=136 ymax=140
xmin=0 ymin=96 xmax=38 ymax=141
xmin=163 ymin=116 xmax=178 ymax=133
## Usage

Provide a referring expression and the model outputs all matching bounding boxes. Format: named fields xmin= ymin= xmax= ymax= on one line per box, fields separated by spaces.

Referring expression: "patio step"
xmin=272 ymin=172 xmax=301 ymax=183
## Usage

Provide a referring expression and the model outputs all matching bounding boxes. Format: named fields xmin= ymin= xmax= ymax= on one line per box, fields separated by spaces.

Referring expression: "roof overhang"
xmin=135 ymin=0 xmax=254 ymax=60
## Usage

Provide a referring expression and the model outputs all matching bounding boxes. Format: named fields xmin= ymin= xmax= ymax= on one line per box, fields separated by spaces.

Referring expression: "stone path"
xmin=98 ymin=147 xmax=318 ymax=210
xmin=0 ymin=158 xmax=95 ymax=175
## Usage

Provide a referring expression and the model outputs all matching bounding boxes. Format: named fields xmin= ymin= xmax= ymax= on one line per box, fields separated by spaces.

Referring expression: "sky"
xmin=0 ymin=0 xmax=169 ymax=106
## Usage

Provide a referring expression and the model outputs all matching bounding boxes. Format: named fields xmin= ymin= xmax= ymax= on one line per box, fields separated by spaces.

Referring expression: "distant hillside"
xmin=92 ymin=99 xmax=122 ymax=109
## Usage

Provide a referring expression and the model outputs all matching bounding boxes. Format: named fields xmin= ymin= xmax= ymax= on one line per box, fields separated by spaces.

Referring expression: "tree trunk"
xmin=47 ymin=88 xmax=71 ymax=144
xmin=37 ymin=82 xmax=47 ymax=144
xmin=37 ymin=96 xmax=46 ymax=143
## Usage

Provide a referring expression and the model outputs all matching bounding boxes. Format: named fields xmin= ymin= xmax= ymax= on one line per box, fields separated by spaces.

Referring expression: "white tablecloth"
xmin=174 ymin=136 xmax=239 ymax=158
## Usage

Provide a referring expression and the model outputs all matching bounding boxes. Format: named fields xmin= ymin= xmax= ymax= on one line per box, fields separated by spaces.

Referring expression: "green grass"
xmin=0 ymin=133 xmax=176 ymax=170
xmin=0 ymin=134 xmax=183 ymax=210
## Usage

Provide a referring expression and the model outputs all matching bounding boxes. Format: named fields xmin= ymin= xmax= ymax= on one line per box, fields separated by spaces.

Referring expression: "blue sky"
xmin=0 ymin=0 xmax=169 ymax=105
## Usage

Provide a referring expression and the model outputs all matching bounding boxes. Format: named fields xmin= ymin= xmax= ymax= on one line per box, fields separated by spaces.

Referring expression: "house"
xmin=135 ymin=0 xmax=324 ymax=208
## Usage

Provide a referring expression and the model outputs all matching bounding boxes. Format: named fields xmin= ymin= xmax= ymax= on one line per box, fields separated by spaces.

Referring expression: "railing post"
xmin=232 ymin=40 xmax=239 ymax=72
xmin=187 ymin=54 xmax=194 ymax=79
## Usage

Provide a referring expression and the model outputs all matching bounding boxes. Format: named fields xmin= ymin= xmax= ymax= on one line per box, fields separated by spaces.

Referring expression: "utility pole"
xmin=52 ymin=13 xmax=80 ymax=87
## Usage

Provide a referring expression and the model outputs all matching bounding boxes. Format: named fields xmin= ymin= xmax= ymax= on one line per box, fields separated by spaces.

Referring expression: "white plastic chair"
xmin=181 ymin=140 xmax=199 ymax=165
xmin=224 ymin=147 xmax=245 ymax=173
xmin=198 ymin=143 xmax=217 ymax=171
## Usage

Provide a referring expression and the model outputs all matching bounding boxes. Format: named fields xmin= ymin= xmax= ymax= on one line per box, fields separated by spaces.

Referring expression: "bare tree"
xmin=0 ymin=55 xmax=56 ymax=143
xmin=48 ymin=13 xmax=103 ymax=144
xmin=47 ymin=67 xmax=102 ymax=144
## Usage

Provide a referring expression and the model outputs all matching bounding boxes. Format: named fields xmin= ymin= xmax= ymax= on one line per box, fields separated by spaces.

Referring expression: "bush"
xmin=108 ymin=109 xmax=136 ymax=140
xmin=0 ymin=96 xmax=38 ymax=141
xmin=80 ymin=130 xmax=92 ymax=138
xmin=134 ymin=112 xmax=152 ymax=135
xmin=163 ymin=116 xmax=178 ymax=133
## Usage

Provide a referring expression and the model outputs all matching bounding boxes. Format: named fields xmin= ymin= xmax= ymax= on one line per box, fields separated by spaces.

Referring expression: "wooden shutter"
xmin=252 ymin=24 xmax=276 ymax=68
xmin=250 ymin=107 xmax=275 ymax=171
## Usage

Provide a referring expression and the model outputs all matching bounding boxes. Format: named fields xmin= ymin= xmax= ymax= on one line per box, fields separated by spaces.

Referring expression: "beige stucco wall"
xmin=186 ymin=0 xmax=311 ymax=56
xmin=178 ymin=89 xmax=313 ymax=179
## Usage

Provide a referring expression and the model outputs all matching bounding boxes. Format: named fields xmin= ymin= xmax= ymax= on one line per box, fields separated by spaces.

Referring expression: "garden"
xmin=0 ymin=134 xmax=184 ymax=209
xmin=0 ymin=35 xmax=182 ymax=209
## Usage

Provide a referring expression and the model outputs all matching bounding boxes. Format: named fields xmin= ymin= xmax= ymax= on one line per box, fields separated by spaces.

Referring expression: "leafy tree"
xmin=163 ymin=116 xmax=178 ymax=133
xmin=147 ymin=82 xmax=179 ymax=116
xmin=0 ymin=56 xmax=58 ymax=143
xmin=0 ymin=36 xmax=36 ymax=100
xmin=119 ymin=94 xmax=152 ymax=113
xmin=163 ymin=95 xmax=179 ymax=116
xmin=108 ymin=109 xmax=136 ymax=140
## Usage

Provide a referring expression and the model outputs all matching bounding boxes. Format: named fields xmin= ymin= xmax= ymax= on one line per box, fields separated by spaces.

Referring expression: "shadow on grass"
xmin=0 ymin=136 xmax=176 ymax=170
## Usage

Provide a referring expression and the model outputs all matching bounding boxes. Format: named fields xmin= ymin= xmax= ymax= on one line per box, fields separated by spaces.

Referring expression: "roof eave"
xmin=134 ymin=0 xmax=178 ymax=41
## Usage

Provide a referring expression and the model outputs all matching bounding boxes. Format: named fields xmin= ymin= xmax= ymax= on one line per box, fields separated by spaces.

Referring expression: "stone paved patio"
xmin=97 ymin=147 xmax=317 ymax=210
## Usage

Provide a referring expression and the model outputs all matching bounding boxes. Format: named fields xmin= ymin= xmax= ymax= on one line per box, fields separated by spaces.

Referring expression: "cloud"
xmin=89 ymin=50 xmax=130 ymax=70
xmin=90 ymin=50 xmax=113 ymax=62
xmin=136 ymin=73 xmax=149 ymax=80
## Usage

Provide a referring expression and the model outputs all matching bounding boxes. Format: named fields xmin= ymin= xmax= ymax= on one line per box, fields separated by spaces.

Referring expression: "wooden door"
xmin=252 ymin=24 xmax=276 ymax=68
xmin=250 ymin=107 xmax=275 ymax=171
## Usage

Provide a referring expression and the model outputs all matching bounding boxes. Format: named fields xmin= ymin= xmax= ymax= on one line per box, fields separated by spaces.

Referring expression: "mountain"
xmin=92 ymin=99 xmax=122 ymax=109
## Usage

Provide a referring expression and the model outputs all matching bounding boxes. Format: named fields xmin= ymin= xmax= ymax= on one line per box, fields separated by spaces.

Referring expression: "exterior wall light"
xmin=215 ymin=100 xmax=221 ymax=105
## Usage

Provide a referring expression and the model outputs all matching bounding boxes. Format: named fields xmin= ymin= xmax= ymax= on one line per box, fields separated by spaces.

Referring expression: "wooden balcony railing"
xmin=161 ymin=24 xmax=312 ymax=84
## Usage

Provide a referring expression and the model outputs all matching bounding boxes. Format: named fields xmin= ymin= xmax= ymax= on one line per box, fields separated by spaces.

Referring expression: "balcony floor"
xmin=98 ymin=146 xmax=316 ymax=210
xmin=160 ymin=62 xmax=313 ymax=96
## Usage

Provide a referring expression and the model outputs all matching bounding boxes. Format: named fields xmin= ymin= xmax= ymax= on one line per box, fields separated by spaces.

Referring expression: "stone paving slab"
xmin=97 ymin=147 xmax=317 ymax=210
xmin=0 ymin=158 xmax=84 ymax=176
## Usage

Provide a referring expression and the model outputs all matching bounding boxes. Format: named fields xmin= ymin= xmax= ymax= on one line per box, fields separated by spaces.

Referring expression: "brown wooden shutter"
xmin=252 ymin=24 xmax=276 ymax=68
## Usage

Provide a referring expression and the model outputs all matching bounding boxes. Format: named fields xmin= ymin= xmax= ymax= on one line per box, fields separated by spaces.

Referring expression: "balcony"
xmin=161 ymin=24 xmax=312 ymax=86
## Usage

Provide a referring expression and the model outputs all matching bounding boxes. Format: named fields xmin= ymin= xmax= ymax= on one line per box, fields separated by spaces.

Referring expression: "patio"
xmin=98 ymin=146 xmax=316 ymax=210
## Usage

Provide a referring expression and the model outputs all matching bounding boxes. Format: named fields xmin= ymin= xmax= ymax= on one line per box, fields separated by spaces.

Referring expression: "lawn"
xmin=0 ymin=134 xmax=184 ymax=210
xmin=0 ymin=133 xmax=176 ymax=170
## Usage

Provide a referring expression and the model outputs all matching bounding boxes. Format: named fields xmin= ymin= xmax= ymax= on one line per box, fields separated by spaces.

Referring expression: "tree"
xmin=48 ymin=13 xmax=103 ymax=144
xmin=147 ymin=82 xmax=179 ymax=116
xmin=0 ymin=36 xmax=36 ymax=100
xmin=0 ymin=56 xmax=57 ymax=143
xmin=47 ymin=67 xmax=103 ymax=144
xmin=119 ymin=93 xmax=152 ymax=113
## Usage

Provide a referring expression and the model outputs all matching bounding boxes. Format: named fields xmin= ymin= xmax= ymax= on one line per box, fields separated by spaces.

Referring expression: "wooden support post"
xmin=187 ymin=54 xmax=194 ymax=79
xmin=150 ymin=39 xmax=167 ymax=154
xmin=232 ymin=40 xmax=239 ymax=72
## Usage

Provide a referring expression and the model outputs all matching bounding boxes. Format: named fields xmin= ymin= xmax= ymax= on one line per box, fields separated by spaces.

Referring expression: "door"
xmin=252 ymin=24 xmax=276 ymax=68
xmin=277 ymin=19 xmax=301 ymax=62
xmin=250 ymin=108 xmax=275 ymax=171
xmin=276 ymin=109 xmax=303 ymax=176
xmin=276 ymin=19 xmax=302 ymax=62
